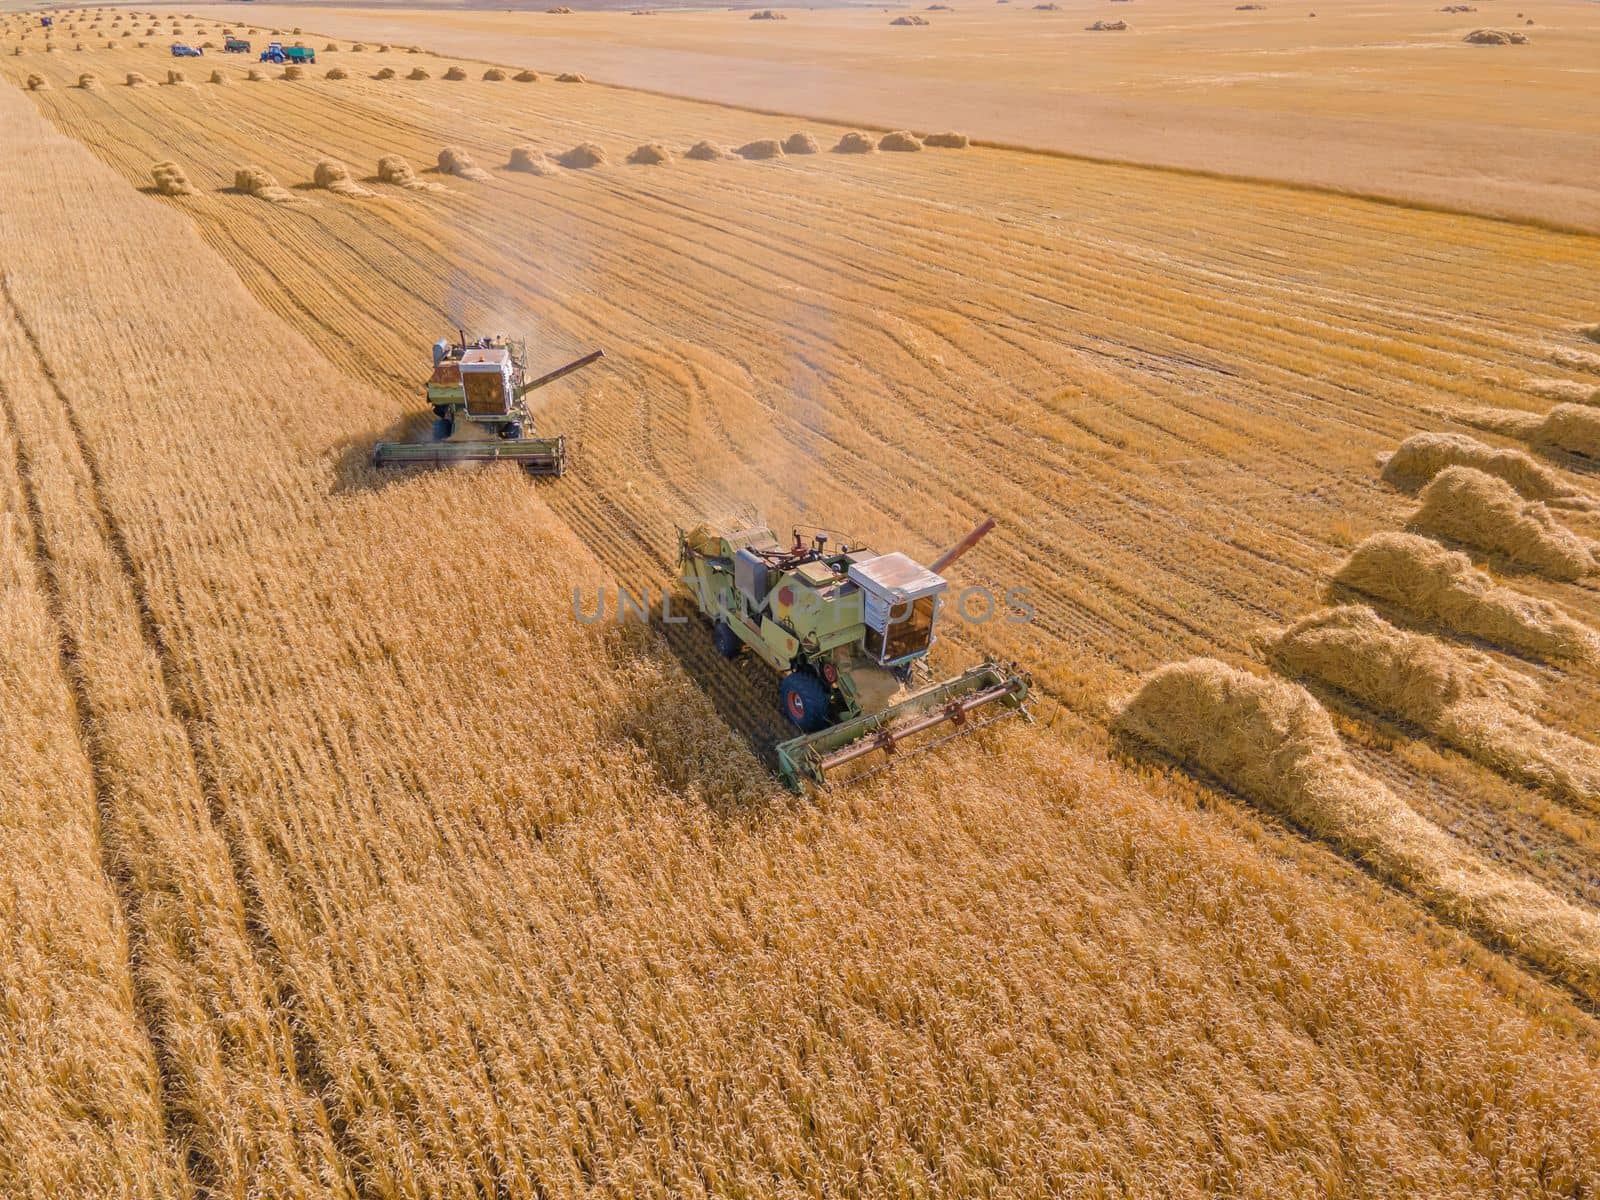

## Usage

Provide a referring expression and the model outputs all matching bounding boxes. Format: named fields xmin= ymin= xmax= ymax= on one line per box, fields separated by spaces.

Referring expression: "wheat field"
xmin=3 ymin=6 xmax=1600 ymax=1197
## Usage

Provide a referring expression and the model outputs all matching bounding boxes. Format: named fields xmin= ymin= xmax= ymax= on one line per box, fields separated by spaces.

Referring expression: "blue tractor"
xmin=258 ymin=41 xmax=314 ymax=64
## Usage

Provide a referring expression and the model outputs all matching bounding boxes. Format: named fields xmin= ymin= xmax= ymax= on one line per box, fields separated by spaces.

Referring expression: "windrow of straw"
xmin=627 ymin=142 xmax=671 ymax=165
xmin=1380 ymin=431 xmax=1593 ymax=509
xmin=1460 ymin=403 xmax=1600 ymax=458
xmin=232 ymin=164 xmax=301 ymax=205
xmin=437 ymin=147 xmax=489 ymax=181
xmin=736 ymin=138 xmax=783 ymax=160
xmin=507 ymin=145 xmax=558 ymax=174
xmin=685 ymin=140 xmax=728 ymax=161
xmin=880 ymin=130 xmax=924 ymax=152
xmin=1409 ymin=466 xmax=1595 ymax=581
xmin=1526 ymin=379 xmax=1600 ymax=404
xmin=312 ymin=157 xmax=372 ymax=197
xmin=923 ymin=130 xmax=970 ymax=148
xmin=149 ymin=159 xmax=194 ymax=196
xmin=834 ymin=131 xmax=876 ymax=154
xmin=782 ymin=132 xmax=819 ymax=154
xmin=557 ymin=143 xmax=606 ymax=168
xmin=377 ymin=154 xmax=443 ymax=191
xmin=1331 ymin=532 xmax=1598 ymax=662
xmin=1263 ymin=606 xmax=1600 ymax=809
xmin=1113 ymin=659 xmax=1600 ymax=997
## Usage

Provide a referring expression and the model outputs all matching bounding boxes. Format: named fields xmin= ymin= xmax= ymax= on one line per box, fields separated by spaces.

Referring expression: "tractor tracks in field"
xmin=0 ymin=276 xmax=368 ymax=1200
xmin=0 ymin=295 xmax=198 ymax=1196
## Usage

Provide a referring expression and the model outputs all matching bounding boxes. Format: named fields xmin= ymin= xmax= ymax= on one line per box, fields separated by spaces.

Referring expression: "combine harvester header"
xmin=678 ymin=514 xmax=1030 ymax=790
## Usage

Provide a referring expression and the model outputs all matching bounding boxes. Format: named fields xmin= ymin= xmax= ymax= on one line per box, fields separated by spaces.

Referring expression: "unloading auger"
xmin=677 ymin=515 xmax=1031 ymax=790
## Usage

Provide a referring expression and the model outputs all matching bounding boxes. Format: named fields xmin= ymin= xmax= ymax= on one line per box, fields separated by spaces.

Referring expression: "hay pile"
xmin=1463 ymin=28 xmax=1527 ymax=43
xmin=376 ymin=44 xmax=391 ymax=52
xmin=312 ymin=157 xmax=373 ymax=197
xmin=377 ymin=154 xmax=443 ymax=191
xmin=1087 ymin=18 xmax=1129 ymax=29
xmin=1409 ymin=466 xmax=1595 ymax=580
xmin=547 ymin=5 xmax=573 ymax=10
xmin=26 ymin=73 xmax=47 ymax=89
xmin=125 ymin=71 xmax=149 ymax=86
xmin=406 ymin=67 xmax=430 ymax=80
xmin=556 ymin=71 xmax=585 ymax=82
xmin=514 ymin=69 xmax=538 ymax=81
xmin=1581 ymin=324 xmax=1600 ymax=344
xmin=557 ymin=142 xmax=606 ymax=168
xmin=374 ymin=67 xmax=397 ymax=79
xmin=749 ymin=8 xmax=785 ymax=17
xmin=1380 ymin=431 xmax=1593 ymax=509
xmin=282 ymin=65 xmax=303 ymax=80
xmin=1113 ymin=658 xmax=1600 ymax=996
xmin=891 ymin=14 xmax=929 ymax=24
xmin=209 ymin=69 xmax=227 ymax=84
xmin=1332 ymin=532 xmax=1598 ymax=662
xmin=879 ymin=130 xmax=923 ymax=152
xmin=685 ymin=140 xmax=729 ymax=161
xmin=482 ymin=67 xmax=505 ymax=80
xmin=149 ymin=160 xmax=194 ymax=196
xmin=351 ymin=43 xmax=366 ymax=51
xmin=1464 ymin=403 xmax=1600 ymax=458
xmin=164 ymin=68 xmax=190 ymax=85
xmin=1550 ymin=347 xmax=1600 ymax=374
xmin=834 ymin=131 xmax=876 ymax=154
xmin=1265 ymin=606 xmax=1600 ymax=808
xmin=233 ymin=164 xmax=298 ymax=204
xmin=627 ymin=142 xmax=672 ymax=165
xmin=78 ymin=72 xmax=100 ymax=88
xmin=437 ymin=146 xmax=490 ymax=181
xmin=325 ymin=66 xmax=347 ymax=79
xmin=1034 ymin=3 xmax=1059 ymax=9
xmin=507 ymin=145 xmax=558 ymax=174
xmin=923 ymin=130 xmax=969 ymax=148
xmin=736 ymin=138 xmax=784 ymax=160
xmin=324 ymin=42 xmax=338 ymax=51
xmin=782 ymin=132 xmax=820 ymax=154
xmin=443 ymin=65 xmax=467 ymax=80
xmin=1440 ymin=4 xmax=1476 ymax=11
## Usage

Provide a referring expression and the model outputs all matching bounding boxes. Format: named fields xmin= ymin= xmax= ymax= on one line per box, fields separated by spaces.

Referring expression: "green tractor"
xmin=678 ymin=516 xmax=1031 ymax=789
xmin=373 ymin=333 xmax=602 ymax=475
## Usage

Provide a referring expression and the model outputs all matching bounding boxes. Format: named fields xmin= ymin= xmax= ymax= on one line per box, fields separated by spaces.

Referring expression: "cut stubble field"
xmin=3 ymin=6 xmax=1600 ymax=1198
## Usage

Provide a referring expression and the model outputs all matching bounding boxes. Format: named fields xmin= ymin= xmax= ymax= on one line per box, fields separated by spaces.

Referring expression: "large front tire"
xmin=780 ymin=671 xmax=832 ymax=733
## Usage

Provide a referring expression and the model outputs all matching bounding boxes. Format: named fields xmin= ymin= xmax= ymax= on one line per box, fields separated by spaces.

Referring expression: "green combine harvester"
xmin=678 ymin=515 xmax=1031 ymax=790
xmin=373 ymin=333 xmax=602 ymax=475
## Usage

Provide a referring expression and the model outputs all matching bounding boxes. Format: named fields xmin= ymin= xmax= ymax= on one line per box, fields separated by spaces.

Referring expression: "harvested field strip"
xmin=0 ymin=336 xmax=182 ymax=1198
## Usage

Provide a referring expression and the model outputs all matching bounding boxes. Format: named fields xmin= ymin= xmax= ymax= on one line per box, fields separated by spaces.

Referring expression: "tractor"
xmin=373 ymin=333 xmax=601 ymax=476
xmin=259 ymin=41 xmax=313 ymax=64
xmin=223 ymin=35 xmax=250 ymax=52
xmin=678 ymin=515 xmax=1031 ymax=789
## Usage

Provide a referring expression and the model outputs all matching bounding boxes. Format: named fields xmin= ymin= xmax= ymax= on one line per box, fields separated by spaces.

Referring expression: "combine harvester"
xmin=374 ymin=333 xmax=602 ymax=476
xmin=678 ymin=515 xmax=1030 ymax=789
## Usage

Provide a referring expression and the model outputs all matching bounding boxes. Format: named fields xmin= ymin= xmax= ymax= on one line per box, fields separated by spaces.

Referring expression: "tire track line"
xmin=0 ymin=309 xmax=197 ymax=1200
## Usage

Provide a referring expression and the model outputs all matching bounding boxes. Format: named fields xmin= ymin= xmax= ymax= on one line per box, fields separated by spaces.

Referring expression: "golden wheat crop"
xmin=3 ymin=7 xmax=1600 ymax=1197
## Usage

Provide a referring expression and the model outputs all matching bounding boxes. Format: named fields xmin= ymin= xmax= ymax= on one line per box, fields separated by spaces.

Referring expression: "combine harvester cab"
xmin=373 ymin=334 xmax=602 ymax=476
xmin=678 ymin=516 xmax=1031 ymax=790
